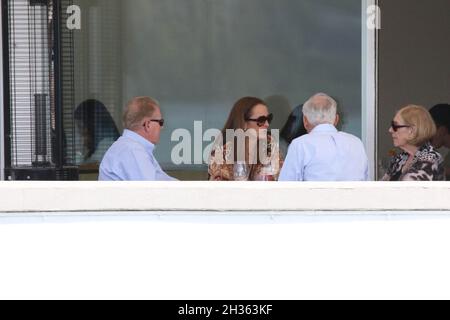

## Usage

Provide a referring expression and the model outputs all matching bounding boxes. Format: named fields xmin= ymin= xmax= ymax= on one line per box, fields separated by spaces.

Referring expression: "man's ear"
xmin=303 ymin=116 xmax=314 ymax=133
xmin=334 ymin=114 xmax=340 ymax=127
xmin=303 ymin=116 xmax=311 ymax=133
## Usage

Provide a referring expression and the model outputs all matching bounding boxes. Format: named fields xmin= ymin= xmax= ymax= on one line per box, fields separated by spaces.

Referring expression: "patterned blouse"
xmin=382 ymin=143 xmax=445 ymax=181
xmin=208 ymin=135 xmax=283 ymax=181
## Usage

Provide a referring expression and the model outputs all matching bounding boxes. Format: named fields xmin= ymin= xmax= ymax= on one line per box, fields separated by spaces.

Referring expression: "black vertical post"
xmin=2 ymin=0 xmax=12 ymax=171
xmin=52 ymin=0 xmax=64 ymax=170
xmin=34 ymin=93 xmax=48 ymax=163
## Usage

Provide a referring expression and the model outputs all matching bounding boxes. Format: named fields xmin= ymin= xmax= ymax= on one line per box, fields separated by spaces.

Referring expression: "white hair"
xmin=302 ymin=93 xmax=337 ymax=126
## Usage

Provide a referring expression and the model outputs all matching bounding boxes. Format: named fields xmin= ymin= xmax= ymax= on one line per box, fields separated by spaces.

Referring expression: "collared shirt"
xmin=279 ymin=124 xmax=369 ymax=181
xmin=99 ymin=129 xmax=176 ymax=181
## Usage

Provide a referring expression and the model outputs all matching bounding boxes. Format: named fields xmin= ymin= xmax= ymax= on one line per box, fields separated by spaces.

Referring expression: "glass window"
xmin=67 ymin=0 xmax=363 ymax=180
xmin=3 ymin=0 xmax=368 ymax=180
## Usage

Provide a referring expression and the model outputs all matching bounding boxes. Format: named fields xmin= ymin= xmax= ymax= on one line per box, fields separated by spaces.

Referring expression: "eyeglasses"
xmin=391 ymin=121 xmax=410 ymax=132
xmin=245 ymin=114 xmax=273 ymax=127
xmin=144 ymin=119 xmax=165 ymax=127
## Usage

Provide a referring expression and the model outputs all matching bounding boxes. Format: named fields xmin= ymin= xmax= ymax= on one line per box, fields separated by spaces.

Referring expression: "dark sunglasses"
xmin=144 ymin=119 xmax=165 ymax=127
xmin=391 ymin=121 xmax=410 ymax=132
xmin=245 ymin=113 xmax=273 ymax=127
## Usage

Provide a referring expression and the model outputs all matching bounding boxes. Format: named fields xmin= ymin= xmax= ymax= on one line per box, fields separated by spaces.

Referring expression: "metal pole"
xmin=1 ymin=0 xmax=11 ymax=180
xmin=52 ymin=0 xmax=64 ymax=171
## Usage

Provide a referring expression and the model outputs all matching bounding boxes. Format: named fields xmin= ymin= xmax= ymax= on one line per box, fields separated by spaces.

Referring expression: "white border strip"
xmin=362 ymin=0 xmax=378 ymax=180
xmin=0 ymin=182 xmax=449 ymax=213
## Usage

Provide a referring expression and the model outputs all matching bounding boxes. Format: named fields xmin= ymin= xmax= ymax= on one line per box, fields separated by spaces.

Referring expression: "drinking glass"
xmin=254 ymin=161 xmax=276 ymax=181
xmin=233 ymin=161 xmax=249 ymax=181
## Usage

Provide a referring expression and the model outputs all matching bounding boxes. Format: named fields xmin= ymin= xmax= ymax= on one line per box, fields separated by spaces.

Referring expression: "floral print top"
xmin=208 ymin=135 xmax=283 ymax=181
xmin=382 ymin=143 xmax=445 ymax=181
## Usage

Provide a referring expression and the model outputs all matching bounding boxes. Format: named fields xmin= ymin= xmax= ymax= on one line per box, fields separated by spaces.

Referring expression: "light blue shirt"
xmin=279 ymin=124 xmax=369 ymax=181
xmin=99 ymin=129 xmax=176 ymax=181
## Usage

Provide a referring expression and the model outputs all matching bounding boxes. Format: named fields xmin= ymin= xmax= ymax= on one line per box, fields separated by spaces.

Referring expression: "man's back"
xmin=99 ymin=129 xmax=174 ymax=181
xmin=279 ymin=124 xmax=368 ymax=181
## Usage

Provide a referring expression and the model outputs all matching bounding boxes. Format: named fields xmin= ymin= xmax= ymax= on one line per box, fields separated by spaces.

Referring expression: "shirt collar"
xmin=310 ymin=123 xmax=338 ymax=134
xmin=123 ymin=129 xmax=155 ymax=153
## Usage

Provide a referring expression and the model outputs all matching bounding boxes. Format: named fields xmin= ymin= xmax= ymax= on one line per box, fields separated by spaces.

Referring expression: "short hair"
xmin=429 ymin=104 xmax=450 ymax=132
xmin=397 ymin=105 xmax=436 ymax=147
xmin=123 ymin=96 xmax=159 ymax=130
xmin=302 ymin=93 xmax=337 ymax=126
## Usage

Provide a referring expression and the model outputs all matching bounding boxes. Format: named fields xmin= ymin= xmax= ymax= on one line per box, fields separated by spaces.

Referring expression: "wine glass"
xmin=254 ymin=161 xmax=276 ymax=181
xmin=233 ymin=161 xmax=249 ymax=181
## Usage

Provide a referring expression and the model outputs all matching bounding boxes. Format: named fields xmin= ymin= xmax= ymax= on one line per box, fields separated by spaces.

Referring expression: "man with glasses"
xmin=99 ymin=96 xmax=176 ymax=181
xmin=279 ymin=93 xmax=368 ymax=181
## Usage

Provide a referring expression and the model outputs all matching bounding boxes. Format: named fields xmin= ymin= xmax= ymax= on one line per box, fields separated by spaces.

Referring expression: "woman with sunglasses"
xmin=382 ymin=105 xmax=445 ymax=181
xmin=208 ymin=97 xmax=283 ymax=181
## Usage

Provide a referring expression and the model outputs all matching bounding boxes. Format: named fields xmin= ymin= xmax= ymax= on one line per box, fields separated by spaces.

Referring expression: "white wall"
xmin=0 ymin=181 xmax=449 ymax=212
xmin=2 ymin=215 xmax=450 ymax=299
xmin=0 ymin=181 xmax=450 ymax=299
xmin=0 ymin=182 xmax=450 ymax=300
xmin=378 ymin=0 xmax=450 ymax=174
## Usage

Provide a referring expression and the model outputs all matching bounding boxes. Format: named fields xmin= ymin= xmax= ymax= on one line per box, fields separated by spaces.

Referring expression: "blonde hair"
xmin=397 ymin=105 xmax=436 ymax=146
xmin=123 ymin=96 xmax=159 ymax=130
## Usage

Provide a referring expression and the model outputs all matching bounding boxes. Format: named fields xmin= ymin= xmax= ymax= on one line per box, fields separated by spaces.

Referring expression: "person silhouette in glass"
xmin=74 ymin=99 xmax=120 ymax=164
xmin=279 ymin=104 xmax=307 ymax=157
xmin=429 ymin=103 xmax=450 ymax=179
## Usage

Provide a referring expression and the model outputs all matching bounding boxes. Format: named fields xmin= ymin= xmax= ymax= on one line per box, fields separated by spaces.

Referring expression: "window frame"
xmin=1 ymin=0 xmax=5 ymax=181
xmin=0 ymin=0 xmax=378 ymax=182
xmin=362 ymin=0 xmax=379 ymax=181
